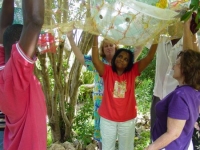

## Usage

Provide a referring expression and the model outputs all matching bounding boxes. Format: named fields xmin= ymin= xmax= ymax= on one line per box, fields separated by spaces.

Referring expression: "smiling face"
xmin=171 ymin=50 xmax=200 ymax=90
xmin=111 ymin=48 xmax=134 ymax=75
xmin=102 ymin=41 xmax=116 ymax=58
xmin=115 ymin=51 xmax=130 ymax=71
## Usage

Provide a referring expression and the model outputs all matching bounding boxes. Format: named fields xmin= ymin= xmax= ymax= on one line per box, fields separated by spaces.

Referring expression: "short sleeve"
xmin=4 ymin=43 xmax=36 ymax=90
xmin=168 ymin=93 xmax=189 ymax=120
xmin=102 ymin=64 xmax=110 ymax=78
xmin=132 ymin=62 xmax=140 ymax=77
xmin=0 ymin=45 xmax=5 ymax=67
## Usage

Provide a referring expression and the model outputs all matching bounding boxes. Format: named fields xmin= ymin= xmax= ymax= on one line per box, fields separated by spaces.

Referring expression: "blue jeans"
xmin=0 ymin=131 xmax=4 ymax=150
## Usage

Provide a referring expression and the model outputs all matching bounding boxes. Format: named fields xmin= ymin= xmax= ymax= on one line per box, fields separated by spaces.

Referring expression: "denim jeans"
xmin=0 ymin=131 xmax=4 ymax=150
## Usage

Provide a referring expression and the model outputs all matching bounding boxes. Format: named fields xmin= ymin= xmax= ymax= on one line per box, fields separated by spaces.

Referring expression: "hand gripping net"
xmin=0 ymin=0 xmax=189 ymax=46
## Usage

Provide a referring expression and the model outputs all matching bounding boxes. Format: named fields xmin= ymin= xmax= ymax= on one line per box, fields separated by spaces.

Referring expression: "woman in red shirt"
xmin=92 ymin=35 xmax=157 ymax=150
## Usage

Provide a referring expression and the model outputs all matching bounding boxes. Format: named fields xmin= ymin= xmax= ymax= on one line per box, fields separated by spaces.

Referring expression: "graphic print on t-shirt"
xmin=113 ymin=80 xmax=127 ymax=98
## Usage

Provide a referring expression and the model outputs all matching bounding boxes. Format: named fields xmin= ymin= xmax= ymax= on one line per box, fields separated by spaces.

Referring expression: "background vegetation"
xmin=46 ymin=47 xmax=156 ymax=150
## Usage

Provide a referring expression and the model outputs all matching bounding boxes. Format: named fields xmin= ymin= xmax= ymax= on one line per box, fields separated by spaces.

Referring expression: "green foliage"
xmin=80 ymin=70 xmax=94 ymax=84
xmin=72 ymin=70 xmax=94 ymax=146
xmin=135 ymin=131 xmax=150 ymax=150
xmin=181 ymin=0 xmax=200 ymax=31
xmin=66 ymin=47 xmax=156 ymax=149
xmin=181 ymin=11 xmax=193 ymax=22
xmin=78 ymin=70 xmax=94 ymax=103
xmin=190 ymin=0 xmax=199 ymax=9
xmin=133 ymin=48 xmax=156 ymax=149
xmin=47 ymin=126 xmax=53 ymax=147
xmin=47 ymin=47 xmax=156 ymax=148
xmin=136 ymin=48 xmax=156 ymax=113
xmin=72 ymin=89 xmax=94 ymax=146
xmin=136 ymin=78 xmax=154 ymax=112
xmin=136 ymin=47 xmax=156 ymax=80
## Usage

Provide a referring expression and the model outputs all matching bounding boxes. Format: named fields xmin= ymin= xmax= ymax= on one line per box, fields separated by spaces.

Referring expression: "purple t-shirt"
xmin=152 ymin=85 xmax=200 ymax=150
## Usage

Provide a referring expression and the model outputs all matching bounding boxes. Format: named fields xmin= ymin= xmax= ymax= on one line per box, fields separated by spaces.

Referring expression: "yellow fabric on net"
xmin=0 ymin=0 xmax=189 ymax=46
xmin=90 ymin=0 xmax=178 ymax=46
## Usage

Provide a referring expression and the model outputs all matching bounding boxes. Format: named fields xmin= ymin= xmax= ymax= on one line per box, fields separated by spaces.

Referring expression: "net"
xmin=0 ymin=0 xmax=190 ymax=46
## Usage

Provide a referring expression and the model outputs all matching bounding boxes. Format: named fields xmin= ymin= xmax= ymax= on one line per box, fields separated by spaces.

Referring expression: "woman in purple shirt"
xmin=145 ymin=50 xmax=200 ymax=150
xmin=145 ymin=16 xmax=200 ymax=150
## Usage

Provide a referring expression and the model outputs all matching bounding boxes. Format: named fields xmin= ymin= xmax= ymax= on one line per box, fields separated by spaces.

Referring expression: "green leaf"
xmin=189 ymin=4 xmax=195 ymax=9
xmin=194 ymin=5 xmax=199 ymax=11
xmin=196 ymin=8 xmax=200 ymax=24
xmin=189 ymin=4 xmax=198 ymax=11
xmin=181 ymin=11 xmax=193 ymax=21
xmin=190 ymin=0 xmax=199 ymax=7
xmin=196 ymin=23 xmax=200 ymax=31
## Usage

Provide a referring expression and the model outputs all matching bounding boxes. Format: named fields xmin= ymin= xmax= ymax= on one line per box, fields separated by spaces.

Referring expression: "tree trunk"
xmin=33 ymin=0 xmax=94 ymax=143
xmin=35 ymin=31 xmax=93 ymax=143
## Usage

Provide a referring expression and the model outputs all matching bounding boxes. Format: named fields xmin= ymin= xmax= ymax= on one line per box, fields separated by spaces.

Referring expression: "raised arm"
xmin=137 ymin=43 xmax=158 ymax=73
xmin=92 ymin=35 xmax=104 ymax=76
xmin=191 ymin=33 xmax=199 ymax=51
xmin=67 ymin=30 xmax=85 ymax=65
xmin=183 ymin=17 xmax=199 ymax=51
xmin=18 ymin=0 xmax=44 ymax=58
xmin=134 ymin=46 xmax=143 ymax=61
xmin=0 ymin=0 xmax=14 ymax=44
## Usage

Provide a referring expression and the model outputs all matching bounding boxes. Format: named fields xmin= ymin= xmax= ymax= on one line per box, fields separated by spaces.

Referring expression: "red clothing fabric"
xmin=0 ymin=45 xmax=5 ymax=68
xmin=0 ymin=43 xmax=47 ymax=150
xmin=98 ymin=63 xmax=140 ymax=122
xmin=0 ymin=45 xmax=5 ymax=131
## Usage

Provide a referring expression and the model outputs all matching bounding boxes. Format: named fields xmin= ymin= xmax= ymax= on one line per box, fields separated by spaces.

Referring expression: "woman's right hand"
xmin=194 ymin=122 xmax=200 ymax=131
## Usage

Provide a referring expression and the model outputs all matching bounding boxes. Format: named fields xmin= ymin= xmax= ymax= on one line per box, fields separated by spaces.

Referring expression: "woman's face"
xmin=103 ymin=42 xmax=116 ymax=58
xmin=173 ymin=57 xmax=184 ymax=83
xmin=115 ymin=51 xmax=130 ymax=70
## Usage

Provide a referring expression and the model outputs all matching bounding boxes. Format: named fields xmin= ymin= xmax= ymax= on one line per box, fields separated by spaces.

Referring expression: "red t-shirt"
xmin=98 ymin=63 xmax=140 ymax=122
xmin=0 ymin=43 xmax=47 ymax=150
xmin=0 ymin=45 xmax=5 ymax=130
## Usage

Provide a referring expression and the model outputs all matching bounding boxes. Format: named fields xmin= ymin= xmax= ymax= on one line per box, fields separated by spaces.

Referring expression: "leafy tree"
xmin=34 ymin=0 xmax=93 ymax=143
xmin=35 ymin=31 xmax=93 ymax=143
xmin=181 ymin=0 xmax=200 ymax=32
xmin=136 ymin=47 xmax=156 ymax=112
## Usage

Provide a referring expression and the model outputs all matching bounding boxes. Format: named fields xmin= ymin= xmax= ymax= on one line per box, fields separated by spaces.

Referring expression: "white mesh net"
xmin=0 ymin=0 xmax=190 ymax=46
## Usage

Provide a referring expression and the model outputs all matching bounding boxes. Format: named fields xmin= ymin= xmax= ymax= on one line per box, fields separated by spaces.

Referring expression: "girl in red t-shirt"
xmin=92 ymin=35 xmax=157 ymax=150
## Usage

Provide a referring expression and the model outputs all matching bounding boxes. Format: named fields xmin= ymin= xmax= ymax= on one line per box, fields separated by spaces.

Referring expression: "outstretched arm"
xmin=183 ymin=17 xmax=199 ymax=51
xmin=19 ymin=0 xmax=44 ymax=58
xmin=191 ymin=33 xmax=199 ymax=52
xmin=137 ymin=43 xmax=158 ymax=73
xmin=134 ymin=46 xmax=143 ymax=61
xmin=92 ymin=35 xmax=104 ymax=76
xmin=67 ymin=31 xmax=85 ymax=65
xmin=0 ymin=0 xmax=14 ymax=44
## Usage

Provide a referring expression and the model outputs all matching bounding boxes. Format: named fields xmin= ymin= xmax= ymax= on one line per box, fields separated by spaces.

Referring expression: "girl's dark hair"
xmin=178 ymin=50 xmax=200 ymax=90
xmin=111 ymin=48 xmax=134 ymax=73
xmin=3 ymin=24 xmax=23 ymax=62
